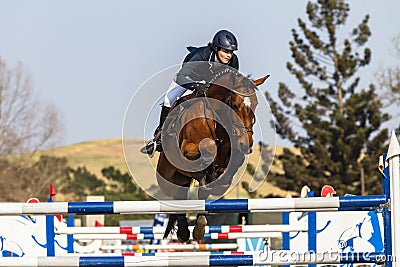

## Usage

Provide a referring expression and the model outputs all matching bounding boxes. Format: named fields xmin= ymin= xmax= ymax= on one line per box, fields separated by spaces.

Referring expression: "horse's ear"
xmin=252 ymin=75 xmax=270 ymax=86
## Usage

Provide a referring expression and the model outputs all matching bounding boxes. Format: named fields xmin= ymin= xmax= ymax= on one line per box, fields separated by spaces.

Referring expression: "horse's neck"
xmin=207 ymin=86 xmax=228 ymax=102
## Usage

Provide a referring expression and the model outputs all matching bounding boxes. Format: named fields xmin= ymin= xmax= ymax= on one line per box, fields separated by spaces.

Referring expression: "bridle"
xmin=200 ymin=68 xmax=258 ymax=142
xmin=226 ymin=90 xmax=256 ymax=138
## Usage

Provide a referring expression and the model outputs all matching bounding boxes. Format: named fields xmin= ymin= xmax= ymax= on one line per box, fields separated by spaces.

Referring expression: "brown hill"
xmin=45 ymin=138 xmax=296 ymax=199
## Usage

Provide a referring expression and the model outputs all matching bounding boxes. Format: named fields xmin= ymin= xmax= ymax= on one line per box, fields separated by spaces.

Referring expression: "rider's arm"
xmin=175 ymin=53 xmax=208 ymax=89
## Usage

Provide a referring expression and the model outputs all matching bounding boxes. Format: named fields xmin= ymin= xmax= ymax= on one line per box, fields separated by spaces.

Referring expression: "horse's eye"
xmin=232 ymin=104 xmax=239 ymax=111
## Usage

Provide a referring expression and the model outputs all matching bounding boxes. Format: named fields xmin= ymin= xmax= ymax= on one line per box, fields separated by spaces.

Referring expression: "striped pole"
xmin=150 ymin=213 xmax=166 ymax=252
xmin=382 ymin=153 xmax=393 ymax=267
xmin=56 ymin=224 xmax=307 ymax=235
xmin=0 ymin=252 xmax=386 ymax=266
xmin=65 ymin=252 xmax=243 ymax=257
xmin=73 ymin=231 xmax=283 ymax=240
xmin=104 ymin=251 xmax=244 ymax=257
xmin=100 ymin=243 xmax=238 ymax=251
xmin=65 ymin=252 xmax=254 ymax=258
xmin=0 ymin=196 xmax=386 ymax=215
xmin=387 ymin=131 xmax=400 ymax=267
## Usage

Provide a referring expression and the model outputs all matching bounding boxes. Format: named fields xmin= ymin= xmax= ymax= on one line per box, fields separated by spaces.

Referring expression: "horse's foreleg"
xmin=193 ymin=177 xmax=209 ymax=241
xmin=176 ymin=214 xmax=190 ymax=243
xmin=163 ymin=213 xmax=190 ymax=243
xmin=173 ymin=177 xmax=191 ymax=243
xmin=163 ymin=214 xmax=178 ymax=239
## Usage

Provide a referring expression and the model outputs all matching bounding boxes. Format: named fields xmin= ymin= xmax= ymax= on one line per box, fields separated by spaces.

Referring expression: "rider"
xmin=141 ymin=29 xmax=239 ymax=156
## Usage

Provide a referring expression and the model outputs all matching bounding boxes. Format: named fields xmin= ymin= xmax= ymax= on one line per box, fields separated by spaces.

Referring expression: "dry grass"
xmin=43 ymin=138 xmax=297 ymax=199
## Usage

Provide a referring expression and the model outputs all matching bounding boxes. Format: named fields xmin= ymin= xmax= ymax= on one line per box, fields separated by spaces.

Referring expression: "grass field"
xmin=44 ymin=138 xmax=296 ymax=199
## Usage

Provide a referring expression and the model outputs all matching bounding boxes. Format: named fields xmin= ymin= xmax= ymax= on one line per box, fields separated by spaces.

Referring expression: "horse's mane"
xmin=208 ymin=68 xmax=258 ymax=97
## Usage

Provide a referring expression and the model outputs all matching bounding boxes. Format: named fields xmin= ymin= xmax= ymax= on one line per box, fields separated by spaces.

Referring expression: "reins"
xmin=196 ymin=68 xmax=257 ymax=143
xmin=207 ymin=68 xmax=258 ymax=97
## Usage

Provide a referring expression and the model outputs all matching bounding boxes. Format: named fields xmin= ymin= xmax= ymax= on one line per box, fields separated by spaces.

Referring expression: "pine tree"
xmin=265 ymin=0 xmax=389 ymax=195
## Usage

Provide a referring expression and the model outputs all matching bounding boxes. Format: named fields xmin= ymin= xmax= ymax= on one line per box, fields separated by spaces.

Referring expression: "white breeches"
xmin=163 ymin=81 xmax=191 ymax=108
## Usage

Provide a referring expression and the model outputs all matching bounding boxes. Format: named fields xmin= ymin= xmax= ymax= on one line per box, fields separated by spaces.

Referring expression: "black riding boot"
xmin=140 ymin=106 xmax=171 ymax=156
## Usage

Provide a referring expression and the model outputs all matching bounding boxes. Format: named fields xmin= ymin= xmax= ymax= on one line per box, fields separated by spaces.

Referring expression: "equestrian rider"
xmin=141 ymin=29 xmax=239 ymax=156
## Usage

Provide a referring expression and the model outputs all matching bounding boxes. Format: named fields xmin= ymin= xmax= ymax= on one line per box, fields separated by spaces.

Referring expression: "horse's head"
xmin=207 ymin=69 xmax=269 ymax=154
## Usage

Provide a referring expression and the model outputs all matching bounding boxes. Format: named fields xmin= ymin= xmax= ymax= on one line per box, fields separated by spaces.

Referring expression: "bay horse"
xmin=156 ymin=68 xmax=269 ymax=242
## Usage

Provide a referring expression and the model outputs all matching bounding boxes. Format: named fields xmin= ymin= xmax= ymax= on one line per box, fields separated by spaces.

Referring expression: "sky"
xmin=0 ymin=0 xmax=399 ymax=147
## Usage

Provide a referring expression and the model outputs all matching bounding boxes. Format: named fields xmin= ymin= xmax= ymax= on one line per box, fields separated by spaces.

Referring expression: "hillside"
xmin=45 ymin=138 xmax=295 ymax=199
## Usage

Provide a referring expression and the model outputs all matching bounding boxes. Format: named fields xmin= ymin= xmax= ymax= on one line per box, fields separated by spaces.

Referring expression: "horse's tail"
xmin=163 ymin=214 xmax=179 ymax=239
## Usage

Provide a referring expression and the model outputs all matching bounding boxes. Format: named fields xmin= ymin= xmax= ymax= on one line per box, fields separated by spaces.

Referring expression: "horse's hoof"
xmin=177 ymin=228 xmax=190 ymax=243
xmin=177 ymin=217 xmax=190 ymax=243
xmin=193 ymin=215 xmax=207 ymax=241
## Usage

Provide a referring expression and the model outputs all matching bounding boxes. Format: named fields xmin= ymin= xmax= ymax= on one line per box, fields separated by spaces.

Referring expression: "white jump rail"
xmin=0 ymin=196 xmax=386 ymax=215
xmin=73 ymin=231 xmax=283 ymax=240
xmin=0 ymin=252 xmax=385 ymax=266
xmin=55 ymin=224 xmax=307 ymax=234
xmin=100 ymin=243 xmax=238 ymax=251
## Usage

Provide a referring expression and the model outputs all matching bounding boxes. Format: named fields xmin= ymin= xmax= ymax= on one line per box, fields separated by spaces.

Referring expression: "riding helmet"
xmin=212 ymin=30 xmax=238 ymax=51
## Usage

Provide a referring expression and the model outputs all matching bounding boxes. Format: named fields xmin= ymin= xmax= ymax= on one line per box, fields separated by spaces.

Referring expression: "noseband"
xmin=199 ymin=68 xmax=257 ymax=142
xmin=226 ymin=91 xmax=256 ymax=138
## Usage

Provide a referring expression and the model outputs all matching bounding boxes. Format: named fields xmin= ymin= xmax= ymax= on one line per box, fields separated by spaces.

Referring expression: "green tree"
xmin=100 ymin=166 xmax=139 ymax=195
xmin=265 ymin=0 xmax=389 ymax=195
xmin=60 ymin=166 xmax=106 ymax=200
xmin=244 ymin=142 xmax=275 ymax=198
xmin=98 ymin=166 xmax=153 ymax=225
xmin=60 ymin=165 xmax=153 ymax=225
xmin=95 ymin=166 xmax=151 ymax=201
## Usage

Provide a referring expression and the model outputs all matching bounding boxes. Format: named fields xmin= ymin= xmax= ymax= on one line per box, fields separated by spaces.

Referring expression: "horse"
xmin=156 ymin=68 xmax=269 ymax=242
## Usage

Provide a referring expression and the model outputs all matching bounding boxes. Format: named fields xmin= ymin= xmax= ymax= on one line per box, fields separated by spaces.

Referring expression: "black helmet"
xmin=212 ymin=30 xmax=238 ymax=51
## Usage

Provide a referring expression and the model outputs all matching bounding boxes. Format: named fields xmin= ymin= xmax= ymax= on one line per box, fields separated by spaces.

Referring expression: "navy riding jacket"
xmin=175 ymin=45 xmax=239 ymax=89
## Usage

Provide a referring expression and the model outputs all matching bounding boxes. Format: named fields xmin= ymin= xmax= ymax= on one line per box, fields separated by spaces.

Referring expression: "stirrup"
xmin=140 ymin=140 xmax=157 ymax=158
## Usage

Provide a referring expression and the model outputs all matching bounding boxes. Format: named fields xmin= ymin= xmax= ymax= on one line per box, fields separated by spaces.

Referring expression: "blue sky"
xmin=0 ymin=0 xmax=399 ymax=147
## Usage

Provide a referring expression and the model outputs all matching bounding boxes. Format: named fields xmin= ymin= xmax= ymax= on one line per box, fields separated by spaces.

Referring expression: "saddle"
xmin=163 ymin=90 xmax=203 ymax=136
xmin=165 ymin=90 xmax=231 ymax=184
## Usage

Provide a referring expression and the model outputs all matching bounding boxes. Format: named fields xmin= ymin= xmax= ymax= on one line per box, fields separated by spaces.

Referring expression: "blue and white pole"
xmin=387 ymin=130 xmax=400 ymax=267
xmin=0 ymin=252 xmax=386 ymax=266
xmin=0 ymin=196 xmax=387 ymax=215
